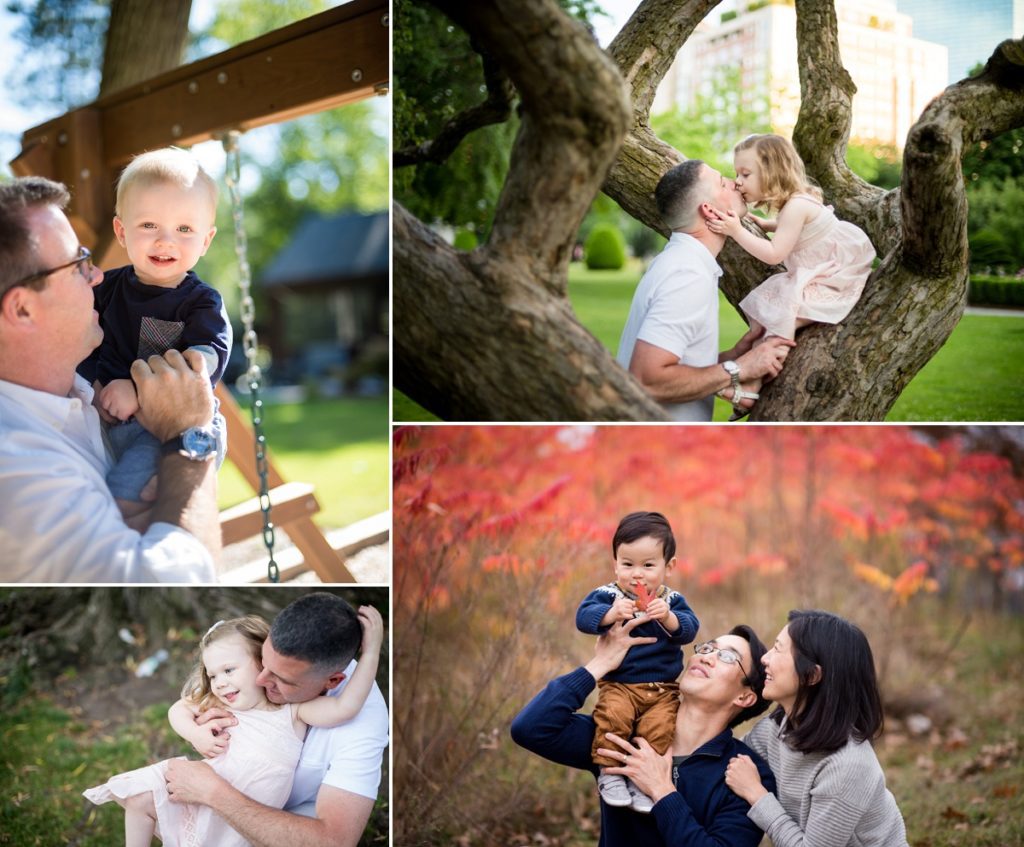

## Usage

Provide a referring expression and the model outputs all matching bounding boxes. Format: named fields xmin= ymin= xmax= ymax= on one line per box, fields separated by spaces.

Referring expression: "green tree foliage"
xmin=394 ymin=0 xmax=602 ymax=236
xmin=969 ymin=229 xmax=1014 ymax=270
xmin=651 ymin=66 xmax=771 ymax=174
xmin=962 ymin=131 xmax=1024 ymax=183
xmin=845 ymin=142 xmax=901 ymax=189
xmin=584 ymin=223 xmax=626 ymax=270
xmin=393 ymin=0 xmax=517 ymax=234
xmin=965 ymin=178 xmax=1024 ymax=271
xmin=452 ymin=229 xmax=479 ymax=251
xmin=4 ymin=0 xmax=108 ymax=109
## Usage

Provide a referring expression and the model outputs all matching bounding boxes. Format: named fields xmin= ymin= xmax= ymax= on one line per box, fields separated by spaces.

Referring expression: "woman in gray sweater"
xmin=724 ymin=610 xmax=909 ymax=846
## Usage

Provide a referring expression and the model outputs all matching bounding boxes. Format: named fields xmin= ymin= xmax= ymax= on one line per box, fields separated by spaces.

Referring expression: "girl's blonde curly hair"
xmin=181 ymin=615 xmax=269 ymax=712
xmin=734 ymin=134 xmax=822 ymax=212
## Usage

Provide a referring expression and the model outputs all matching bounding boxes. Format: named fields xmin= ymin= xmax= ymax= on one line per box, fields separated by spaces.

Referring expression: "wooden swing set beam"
xmin=11 ymin=0 xmax=388 ymax=266
xmin=10 ymin=0 xmax=389 ymax=583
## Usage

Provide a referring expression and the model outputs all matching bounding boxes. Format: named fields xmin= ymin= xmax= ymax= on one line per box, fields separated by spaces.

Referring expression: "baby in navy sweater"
xmin=576 ymin=511 xmax=699 ymax=813
xmin=78 ymin=147 xmax=230 ymax=519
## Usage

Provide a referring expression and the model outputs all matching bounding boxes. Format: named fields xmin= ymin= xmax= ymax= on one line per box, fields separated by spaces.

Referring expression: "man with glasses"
xmin=0 ymin=176 xmax=221 ymax=581
xmin=512 ymin=616 xmax=777 ymax=846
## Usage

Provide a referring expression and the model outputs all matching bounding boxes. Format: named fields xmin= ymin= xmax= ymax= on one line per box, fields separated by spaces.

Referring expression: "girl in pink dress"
xmin=707 ymin=134 xmax=875 ymax=414
xmin=84 ymin=608 xmax=382 ymax=847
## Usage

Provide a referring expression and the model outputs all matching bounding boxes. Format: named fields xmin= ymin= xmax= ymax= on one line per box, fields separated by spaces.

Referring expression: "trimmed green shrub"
xmin=453 ymin=229 xmax=479 ymax=251
xmin=968 ymin=275 xmax=1024 ymax=307
xmin=969 ymin=229 xmax=1015 ymax=270
xmin=585 ymin=224 xmax=627 ymax=270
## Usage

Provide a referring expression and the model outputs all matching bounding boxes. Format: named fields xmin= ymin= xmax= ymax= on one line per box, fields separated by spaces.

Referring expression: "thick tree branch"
xmin=902 ymin=37 xmax=1024 ymax=277
xmin=603 ymin=0 xmax=720 ymax=234
xmin=791 ymin=0 xmax=896 ymax=254
xmin=608 ymin=0 xmax=721 ymax=127
xmin=432 ymin=0 xmax=631 ymax=296
xmin=394 ymin=202 xmax=670 ymax=421
xmin=393 ymin=48 xmax=514 ymax=168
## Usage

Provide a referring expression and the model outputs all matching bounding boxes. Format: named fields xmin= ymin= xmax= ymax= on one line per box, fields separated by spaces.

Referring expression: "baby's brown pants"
xmin=590 ymin=680 xmax=680 ymax=767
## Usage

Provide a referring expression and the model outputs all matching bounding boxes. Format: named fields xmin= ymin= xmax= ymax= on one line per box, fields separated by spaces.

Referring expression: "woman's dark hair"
xmin=612 ymin=511 xmax=676 ymax=561
xmin=727 ymin=624 xmax=772 ymax=728
xmin=771 ymin=609 xmax=884 ymax=754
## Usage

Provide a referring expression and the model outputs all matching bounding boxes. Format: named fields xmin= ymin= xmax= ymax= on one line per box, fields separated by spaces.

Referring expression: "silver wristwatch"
xmin=161 ymin=426 xmax=218 ymax=462
xmin=721 ymin=360 xmax=741 ymax=397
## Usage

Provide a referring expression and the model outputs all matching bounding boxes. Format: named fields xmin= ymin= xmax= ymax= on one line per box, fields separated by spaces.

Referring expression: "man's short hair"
xmin=0 ymin=177 xmax=71 ymax=298
xmin=269 ymin=592 xmax=363 ymax=674
xmin=727 ymin=623 xmax=772 ymax=728
xmin=655 ymin=159 xmax=706 ymax=231
xmin=612 ymin=511 xmax=676 ymax=561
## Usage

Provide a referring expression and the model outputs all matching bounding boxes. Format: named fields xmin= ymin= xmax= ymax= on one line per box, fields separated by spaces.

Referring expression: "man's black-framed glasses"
xmin=693 ymin=641 xmax=750 ymax=682
xmin=16 ymin=245 xmax=93 ymax=287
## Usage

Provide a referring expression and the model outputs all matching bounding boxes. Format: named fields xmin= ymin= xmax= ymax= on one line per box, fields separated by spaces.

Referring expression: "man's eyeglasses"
xmin=16 ymin=245 xmax=94 ymax=287
xmin=693 ymin=641 xmax=750 ymax=682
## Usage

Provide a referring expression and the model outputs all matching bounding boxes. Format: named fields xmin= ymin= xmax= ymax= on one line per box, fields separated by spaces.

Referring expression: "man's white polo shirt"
xmin=616 ymin=232 xmax=723 ymax=421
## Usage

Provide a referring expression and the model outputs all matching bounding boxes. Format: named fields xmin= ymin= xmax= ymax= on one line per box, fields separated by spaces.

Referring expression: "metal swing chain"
xmin=222 ymin=130 xmax=279 ymax=583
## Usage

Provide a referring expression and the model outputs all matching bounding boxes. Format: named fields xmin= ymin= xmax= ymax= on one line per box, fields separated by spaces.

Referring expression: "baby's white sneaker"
xmin=597 ymin=773 xmax=632 ymax=807
xmin=626 ymin=779 xmax=654 ymax=814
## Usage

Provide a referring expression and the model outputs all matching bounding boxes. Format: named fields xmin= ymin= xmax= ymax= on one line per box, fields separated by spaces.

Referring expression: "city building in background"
xmin=657 ymin=0 xmax=948 ymax=150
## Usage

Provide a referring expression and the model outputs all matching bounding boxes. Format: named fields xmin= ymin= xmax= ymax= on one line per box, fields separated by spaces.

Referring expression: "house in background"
xmin=257 ymin=210 xmax=388 ymax=394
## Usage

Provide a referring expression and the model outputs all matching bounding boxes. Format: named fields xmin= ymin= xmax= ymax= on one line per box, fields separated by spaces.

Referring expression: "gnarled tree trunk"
xmin=394 ymin=0 xmax=1024 ymax=421
xmin=100 ymin=0 xmax=193 ymax=97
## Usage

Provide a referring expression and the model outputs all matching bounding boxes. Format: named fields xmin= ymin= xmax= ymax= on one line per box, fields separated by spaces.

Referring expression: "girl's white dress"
xmin=83 ymin=703 xmax=303 ymax=847
xmin=738 ymin=194 xmax=875 ymax=339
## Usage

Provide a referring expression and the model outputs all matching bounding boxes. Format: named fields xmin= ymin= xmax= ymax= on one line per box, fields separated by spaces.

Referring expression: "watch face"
xmin=724 ymin=361 xmax=740 ymax=376
xmin=182 ymin=427 xmax=216 ymax=457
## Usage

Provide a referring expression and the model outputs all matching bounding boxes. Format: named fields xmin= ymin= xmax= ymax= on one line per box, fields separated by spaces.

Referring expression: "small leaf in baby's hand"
xmin=635 ymin=582 xmax=652 ymax=611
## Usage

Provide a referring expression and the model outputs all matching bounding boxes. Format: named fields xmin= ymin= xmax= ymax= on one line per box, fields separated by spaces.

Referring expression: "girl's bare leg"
xmin=124 ymin=791 xmax=157 ymax=847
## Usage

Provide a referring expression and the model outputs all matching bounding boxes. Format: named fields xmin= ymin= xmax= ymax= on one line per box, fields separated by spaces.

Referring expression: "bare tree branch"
xmin=393 ymin=47 xmax=515 ymax=168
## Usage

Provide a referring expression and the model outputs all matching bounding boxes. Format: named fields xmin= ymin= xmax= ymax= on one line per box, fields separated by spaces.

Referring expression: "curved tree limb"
xmin=394 ymin=202 xmax=669 ymax=420
xmin=603 ymin=0 xmax=721 ymax=235
xmin=791 ymin=0 xmax=898 ymax=255
xmin=902 ymin=37 xmax=1024 ymax=277
xmin=395 ymin=0 xmax=667 ymax=420
xmin=434 ymin=0 xmax=632 ymax=295
xmin=393 ymin=47 xmax=515 ymax=168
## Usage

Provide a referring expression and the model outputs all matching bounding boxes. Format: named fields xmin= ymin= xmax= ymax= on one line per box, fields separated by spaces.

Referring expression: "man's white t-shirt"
xmin=285 ymin=658 xmax=390 ymax=816
xmin=616 ymin=232 xmax=723 ymax=421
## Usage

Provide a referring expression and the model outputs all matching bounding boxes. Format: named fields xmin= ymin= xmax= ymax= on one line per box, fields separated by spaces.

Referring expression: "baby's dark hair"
xmin=612 ymin=511 xmax=676 ymax=561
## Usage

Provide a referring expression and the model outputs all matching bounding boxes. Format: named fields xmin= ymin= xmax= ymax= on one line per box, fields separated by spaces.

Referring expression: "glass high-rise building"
xmin=895 ymin=0 xmax=1022 ymax=82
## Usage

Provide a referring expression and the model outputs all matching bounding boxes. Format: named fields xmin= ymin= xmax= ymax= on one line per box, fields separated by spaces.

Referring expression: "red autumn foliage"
xmin=394 ymin=426 xmax=1024 ymax=613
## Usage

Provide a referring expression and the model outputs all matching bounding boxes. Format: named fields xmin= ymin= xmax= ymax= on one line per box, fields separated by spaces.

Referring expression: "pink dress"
xmin=738 ymin=195 xmax=875 ymax=340
xmin=83 ymin=703 xmax=303 ymax=847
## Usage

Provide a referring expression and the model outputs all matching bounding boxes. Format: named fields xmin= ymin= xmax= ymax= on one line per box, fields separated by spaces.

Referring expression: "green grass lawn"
xmin=0 ymin=677 xmax=388 ymax=846
xmin=394 ymin=261 xmax=1024 ymax=421
xmin=218 ymin=394 xmax=389 ymax=528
